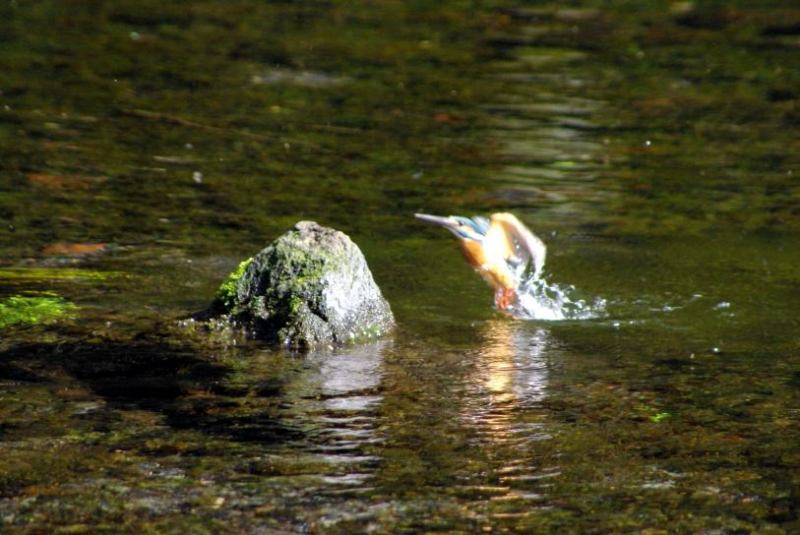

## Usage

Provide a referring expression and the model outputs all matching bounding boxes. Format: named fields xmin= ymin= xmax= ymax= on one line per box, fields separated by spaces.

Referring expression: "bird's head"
xmin=414 ymin=213 xmax=489 ymax=242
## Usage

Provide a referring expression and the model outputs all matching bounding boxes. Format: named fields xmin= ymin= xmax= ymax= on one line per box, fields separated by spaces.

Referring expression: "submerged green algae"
xmin=0 ymin=268 xmax=122 ymax=282
xmin=0 ymin=294 xmax=76 ymax=329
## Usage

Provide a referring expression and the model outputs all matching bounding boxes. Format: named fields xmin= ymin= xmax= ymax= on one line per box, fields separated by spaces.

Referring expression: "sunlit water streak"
xmin=483 ymin=33 xmax=611 ymax=325
xmin=448 ymin=321 xmax=560 ymax=514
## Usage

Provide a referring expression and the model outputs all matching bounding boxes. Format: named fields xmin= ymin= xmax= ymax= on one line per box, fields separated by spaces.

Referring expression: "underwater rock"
xmin=673 ymin=5 xmax=740 ymax=30
xmin=199 ymin=221 xmax=394 ymax=350
xmin=250 ymin=68 xmax=350 ymax=88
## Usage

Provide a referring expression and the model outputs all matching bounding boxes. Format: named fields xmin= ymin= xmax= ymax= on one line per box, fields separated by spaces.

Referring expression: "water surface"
xmin=1 ymin=1 xmax=799 ymax=532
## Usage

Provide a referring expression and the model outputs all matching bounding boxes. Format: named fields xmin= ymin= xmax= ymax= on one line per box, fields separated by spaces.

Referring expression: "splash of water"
xmin=508 ymin=275 xmax=606 ymax=321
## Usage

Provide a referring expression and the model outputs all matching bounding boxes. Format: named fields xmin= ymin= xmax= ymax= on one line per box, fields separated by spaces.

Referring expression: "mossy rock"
xmin=202 ymin=221 xmax=394 ymax=350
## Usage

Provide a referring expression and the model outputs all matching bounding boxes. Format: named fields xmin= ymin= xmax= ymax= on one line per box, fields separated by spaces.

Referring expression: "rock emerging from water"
xmin=201 ymin=221 xmax=394 ymax=350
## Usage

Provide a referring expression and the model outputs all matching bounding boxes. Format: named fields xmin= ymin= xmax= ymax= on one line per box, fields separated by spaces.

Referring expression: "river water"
xmin=1 ymin=1 xmax=799 ymax=533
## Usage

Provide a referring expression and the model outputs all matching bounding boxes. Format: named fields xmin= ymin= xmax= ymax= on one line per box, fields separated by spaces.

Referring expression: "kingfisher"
xmin=415 ymin=212 xmax=547 ymax=311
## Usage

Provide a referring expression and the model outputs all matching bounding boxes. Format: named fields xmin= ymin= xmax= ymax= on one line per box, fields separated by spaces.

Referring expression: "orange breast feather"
xmin=458 ymin=239 xmax=515 ymax=290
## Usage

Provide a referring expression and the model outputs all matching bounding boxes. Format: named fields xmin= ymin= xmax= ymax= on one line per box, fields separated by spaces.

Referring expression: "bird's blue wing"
xmin=470 ymin=216 xmax=490 ymax=236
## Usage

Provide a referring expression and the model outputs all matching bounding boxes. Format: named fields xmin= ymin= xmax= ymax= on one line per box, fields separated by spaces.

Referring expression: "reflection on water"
xmin=287 ymin=341 xmax=388 ymax=487
xmin=473 ymin=320 xmax=551 ymax=407
xmin=306 ymin=342 xmax=385 ymax=407
xmin=463 ymin=320 xmax=555 ymax=469
xmin=486 ymin=47 xmax=612 ymax=229
xmin=454 ymin=321 xmax=559 ymax=521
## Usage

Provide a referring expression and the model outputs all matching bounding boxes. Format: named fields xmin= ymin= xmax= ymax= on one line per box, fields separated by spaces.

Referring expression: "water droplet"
xmin=513 ymin=276 xmax=605 ymax=321
xmin=192 ymin=171 xmax=203 ymax=183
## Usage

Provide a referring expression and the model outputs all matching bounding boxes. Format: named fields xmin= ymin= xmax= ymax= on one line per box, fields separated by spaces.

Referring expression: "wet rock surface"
xmin=202 ymin=221 xmax=394 ymax=349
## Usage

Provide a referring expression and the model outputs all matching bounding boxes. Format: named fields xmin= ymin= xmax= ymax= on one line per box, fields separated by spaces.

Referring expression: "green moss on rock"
xmin=215 ymin=257 xmax=253 ymax=311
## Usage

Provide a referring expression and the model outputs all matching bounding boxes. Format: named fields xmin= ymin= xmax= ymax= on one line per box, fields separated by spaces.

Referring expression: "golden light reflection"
xmin=479 ymin=320 xmax=551 ymax=405
xmin=466 ymin=320 xmax=552 ymax=442
xmin=481 ymin=320 xmax=517 ymax=404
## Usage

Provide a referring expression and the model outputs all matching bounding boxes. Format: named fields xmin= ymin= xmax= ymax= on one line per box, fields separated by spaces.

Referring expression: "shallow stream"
xmin=1 ymin=1 xmax=799 ymax=532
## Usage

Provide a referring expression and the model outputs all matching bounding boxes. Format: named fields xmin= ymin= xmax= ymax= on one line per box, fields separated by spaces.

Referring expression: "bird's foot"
xmin=495 ymin=288 xmax=516 ymax=311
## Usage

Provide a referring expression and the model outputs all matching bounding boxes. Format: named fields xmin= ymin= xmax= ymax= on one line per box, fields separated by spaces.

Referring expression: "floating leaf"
xmin=42 ymin=242 xmax=109 ymax=257
xmin=28 ymin=173 xmax=107 ymax=190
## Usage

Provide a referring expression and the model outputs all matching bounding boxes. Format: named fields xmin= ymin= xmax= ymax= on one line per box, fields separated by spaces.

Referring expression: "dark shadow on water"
xmin=0 ymin=340 xmax=303 ymax=445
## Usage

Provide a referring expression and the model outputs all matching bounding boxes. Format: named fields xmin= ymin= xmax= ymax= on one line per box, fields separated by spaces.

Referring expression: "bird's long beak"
xmin=414 ymin=213 xmax=457 ymax=228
